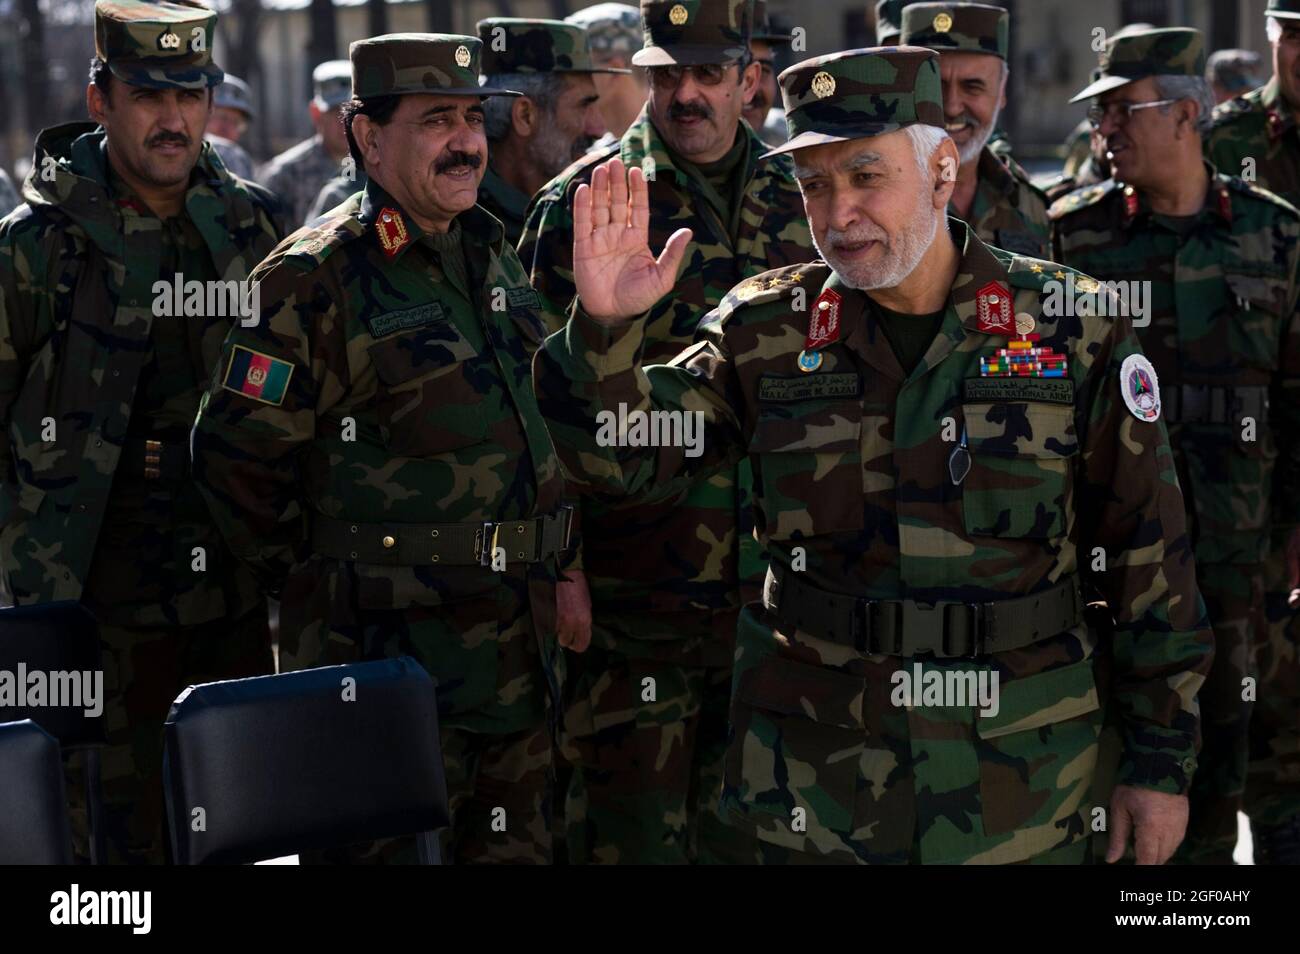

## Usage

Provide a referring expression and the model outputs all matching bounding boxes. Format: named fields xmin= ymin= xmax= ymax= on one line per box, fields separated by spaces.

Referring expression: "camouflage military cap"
xmin=876 ymin=0 xmax=906 ymax=45
xmin=1070 ymin=27 xmax=1205 ymax=103
xmin=215 ymin=74 xmax=254 ymax=118
xmin=1267 ymin=0 xmax=1300 ymax=21
xmin=632 ymin=0 xmax=753 ymax=68
xmin=350 ymin=34 xmax=521 ymax=100
xmin=764 ymin=46 xmax=945 ymax=158
xmin=312 ymin=59 xmax=352 ymax=111
xmin=477 ymin=18 xmax=631 ymax=74
xmin=566 ymin=3 xmax=642 ymax=57
xmin=752 ymin=1 xmax=791 ymax=45
xmin=94 ymin=0 xmax=223 ymax=90
xmin=900 ymin=2 xmax=1010 ymax=60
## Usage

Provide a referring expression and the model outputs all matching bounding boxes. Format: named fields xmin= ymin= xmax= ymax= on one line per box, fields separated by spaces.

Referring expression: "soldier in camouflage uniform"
xmin=193 ymin=34 xmax=572 ymax=865
xmin=0 ymin=0 xmax=281 ymax=863
xmin=900 ymin=3 xmax=1050 ymax=259
xmin=535 ymin=45 xmax=1212 ymax=865
xmin=1050 ymin=27 xmax=1300 ymax=865
xmin=518 ymin=0 xmax=815 ymax=864
xmin=258 ymin=60 xmax=352 ymax=230
xmin=744 ymin=1 xmax=791 ymax=147
xmin=476 ymin=18 xmax=619 ymax=245
xmin=1205 ymin=0 xmax=1300 ymax=864
xmin=0 ymin=167 xmax=20 ymax=218
xmin=205 ymin=75 xmax=257 ymax=182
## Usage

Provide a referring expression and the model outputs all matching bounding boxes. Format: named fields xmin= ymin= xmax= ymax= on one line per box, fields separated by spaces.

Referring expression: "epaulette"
xmin=1226 ymin=175 xmax=1300 ymax=218
xmin=1210 ymin=91 xmax=1258 ymax=127
xmin=1047 ymin=178 xmax=1118 ymax=220
xmin=715 ymin=262 xmax=825 ymax=324
xmin=282 ymin=211 xmax=366 ymax=271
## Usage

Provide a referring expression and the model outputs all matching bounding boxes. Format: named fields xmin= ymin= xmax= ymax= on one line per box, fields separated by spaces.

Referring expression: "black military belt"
xmin=762 ymin=565 xmax=1083 ymax=658
xmin=311 ymin=507 xmax=574 ymax=567
xmin=1164 ymin=384 xmax=1268 ymax=425
xmin=119 ymin=437 xmax=189 ymax=481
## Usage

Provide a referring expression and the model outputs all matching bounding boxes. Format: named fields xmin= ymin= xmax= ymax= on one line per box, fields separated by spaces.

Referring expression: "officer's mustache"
xmin=943 ymin=112 xmax=980 ymax=133
xmin=824 ymin=224 xmax=889 ymax=250
xmin=434 ymin=151 xmax=482 ymax=173
xmin=147 ymin=131 xmax=191 ymax=148
xmin=669 ymin=101 xmax=713 ymax=122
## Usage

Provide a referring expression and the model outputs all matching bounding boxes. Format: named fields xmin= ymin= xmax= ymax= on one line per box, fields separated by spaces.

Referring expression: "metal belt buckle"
xmin=143 ymin=439 xmax=162 ymax=481
xmin=476 ymin=521 xmax=501 ymax=567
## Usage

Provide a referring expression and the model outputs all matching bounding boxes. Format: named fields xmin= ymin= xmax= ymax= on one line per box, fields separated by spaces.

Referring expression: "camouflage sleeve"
xmin=191 ymin=253 xmax=337 ymax=594
xmin=517 ymin=189 xmax=578 ymax=335
xmin=1076 ymin=314 xmax=1213 ymax=796
xmin=1271 ymin=252 xmax=1300 ymax=527
xmin=0 ymin=218 xmax=53 ymax=492
xmin=534 ymin=305 xmax=746 ymax=501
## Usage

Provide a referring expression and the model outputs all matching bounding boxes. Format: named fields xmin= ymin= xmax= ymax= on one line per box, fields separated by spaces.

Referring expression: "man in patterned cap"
xmin=193 ymin=34 xmax=573 ymax=865
xmin=1207 ymin=50 xmax=1265 ymax=106
xmin=476 ymin=18 xmax=618 ymax=244
xmin=205 ymin=74 xmax=256 ymax=180
xmin=258 ymin=59 xmax=352 ymax=229
xmin=744 ymin=0 xmax=791 ymax=146
xmin=901 ymin=2 xmax=1051 ymax=259
xmin=534 ymin=44 xmax=1212 ymax=865
xmin=0 ymin=0 xmax=282 ymax=863
xmin=519 ymin=0 xmax=815 ymax=865
xmin=1050 ymin=26 xmax=1300 ymax=865
xmin=567 ymin=2 xmax=647 ymax=143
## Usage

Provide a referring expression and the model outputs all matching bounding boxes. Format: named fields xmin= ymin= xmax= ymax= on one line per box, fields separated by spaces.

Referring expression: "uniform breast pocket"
xmin=366 ymin=322 xmax=491 ymax=458
xmin=1224 ymin=272 xmax=1287 ymax=372
xmin=748 ymin=399 xmax=863 ymax=539
xmin=962 ymin=401 xmax=1078 ymax=539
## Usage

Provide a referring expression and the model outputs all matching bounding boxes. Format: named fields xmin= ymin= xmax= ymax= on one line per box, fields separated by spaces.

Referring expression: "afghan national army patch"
xmin=506 ymin=287 xmax=541 ymax=311
xmin=964 ymin=377 xmax=1074 ymax=405
xmin=222 ymin=345 xmax=294 ymax=406
xmin=375 ymin=207 xmax=411 ymax=259
xmin=1120 ymin=353 xmax=1161 ymax=422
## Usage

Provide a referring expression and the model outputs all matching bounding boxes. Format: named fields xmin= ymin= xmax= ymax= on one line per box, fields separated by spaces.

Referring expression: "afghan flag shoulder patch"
xmin=221 ymin=345 xmax=294 ymax=407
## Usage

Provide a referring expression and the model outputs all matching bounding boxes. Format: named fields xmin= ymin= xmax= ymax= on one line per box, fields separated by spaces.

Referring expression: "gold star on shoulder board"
xmin=1054 ymin=270 xmax=1066 ymax=280
xmin=1029 ymin=263 xmax=1043 ymax=274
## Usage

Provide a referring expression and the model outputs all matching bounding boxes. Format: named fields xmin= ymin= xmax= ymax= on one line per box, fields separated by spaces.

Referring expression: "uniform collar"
xmin=974 ymin=146 xmax=1017 ymax=201
xmin=1260 ymin=77 xmax=1297 ymax=141
xmin=479 ymin=162 xmax=530 ymax=229
xmin=620 ymin=109 xmax=769 ymax=191
xmin=1113 ymin=161 xmax=1232 ymax=230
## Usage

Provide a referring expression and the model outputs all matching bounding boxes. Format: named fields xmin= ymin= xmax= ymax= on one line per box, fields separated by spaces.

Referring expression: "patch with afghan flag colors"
xmin=221 ymin=345 xmax=294 ymax=406
xmin=975 ymin=281 xmax=1013 ymax=334
xmin=375 ymin=207 xmax=411 ymax=259
xmin=1120 ymin=353 xmax=1161 ymax=422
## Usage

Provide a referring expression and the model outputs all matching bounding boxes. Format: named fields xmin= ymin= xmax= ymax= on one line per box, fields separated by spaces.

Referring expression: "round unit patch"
xmin=1120 ymin=353 xmax=1161 ymax=422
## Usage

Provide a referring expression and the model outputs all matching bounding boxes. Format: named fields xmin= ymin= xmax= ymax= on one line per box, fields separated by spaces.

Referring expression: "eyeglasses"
xmin=649 ymin=63 xmax=735 ymax=88
xmin=1086 ymin=99 xmax=1178 ymax=127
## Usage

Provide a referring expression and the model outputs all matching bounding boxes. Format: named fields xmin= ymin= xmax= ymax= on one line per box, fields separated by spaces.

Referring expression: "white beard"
xmin=815 ymin=194 xmax=941 ymax=292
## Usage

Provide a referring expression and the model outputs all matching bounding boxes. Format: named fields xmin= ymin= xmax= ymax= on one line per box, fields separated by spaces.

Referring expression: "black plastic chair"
xmin=0 ymin=720 xmax=75 ymax=863
xmin=0 ymin=602 xmax=105 ymax=863
xmin=163 ymin=656 xmax=449 ymax=864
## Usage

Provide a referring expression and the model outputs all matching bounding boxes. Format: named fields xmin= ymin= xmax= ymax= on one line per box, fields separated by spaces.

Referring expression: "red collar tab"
xmin=1217 ymin=183 xmax=1233 ymax=223
xmin=1267 ymin=109 xmax=1286 ymax=140
xmin=806 ymin=289 xmax=843 ymax=350
xmin=975 ymin=281 xmax=1013 ymax=335
xmin=1122 ymin=184 xmax=1139 ymax=223
xmin=375 ymin=207 xmax=411 ymax=260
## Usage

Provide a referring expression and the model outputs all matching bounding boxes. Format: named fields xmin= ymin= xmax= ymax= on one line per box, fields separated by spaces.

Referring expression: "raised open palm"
xmin=572 ymin=157 xmax=693 ymax=324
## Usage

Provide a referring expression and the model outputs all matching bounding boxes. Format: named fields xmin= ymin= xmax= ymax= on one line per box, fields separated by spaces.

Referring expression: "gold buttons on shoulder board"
xmin=382 ymin=535 xmax=396 ymax=549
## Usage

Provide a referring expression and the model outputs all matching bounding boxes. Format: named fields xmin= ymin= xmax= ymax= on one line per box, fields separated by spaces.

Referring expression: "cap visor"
xmin=761 ymin=126 xmax=903 ymax=159
xmin=562 ymin=66 xmax=635 ymax=74
xmin=1269 ymin=10 xmax=1300 ymax=19
xmin=632 ymin=45 xmax=747 ymax=67
xmin=109 ymin=60 xmax=224 ymax=91
xmin=1068 ymin=74 xmax=1135 ymax=104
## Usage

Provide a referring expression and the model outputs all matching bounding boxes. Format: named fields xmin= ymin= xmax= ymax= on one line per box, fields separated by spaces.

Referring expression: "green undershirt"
xmin=872 ymin=300 xmax=947 ymax=376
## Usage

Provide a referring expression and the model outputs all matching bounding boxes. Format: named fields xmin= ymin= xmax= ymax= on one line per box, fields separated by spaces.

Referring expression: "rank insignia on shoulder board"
xmin=975 ymin=281 xmax=1013 ymax=334
xmin=1120 ymin=353 xmax=1161 ymax=422
xmin=222 ymin=345 xmax=294 ymax=406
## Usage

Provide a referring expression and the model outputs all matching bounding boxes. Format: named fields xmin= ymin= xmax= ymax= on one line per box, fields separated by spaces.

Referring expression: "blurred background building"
xmin=0 ymin=0 xmax=1283 ymax=179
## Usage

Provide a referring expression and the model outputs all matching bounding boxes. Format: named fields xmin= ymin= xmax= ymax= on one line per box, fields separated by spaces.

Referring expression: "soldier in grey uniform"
xmin=258 ymin=60 xmax=353 ymax=229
